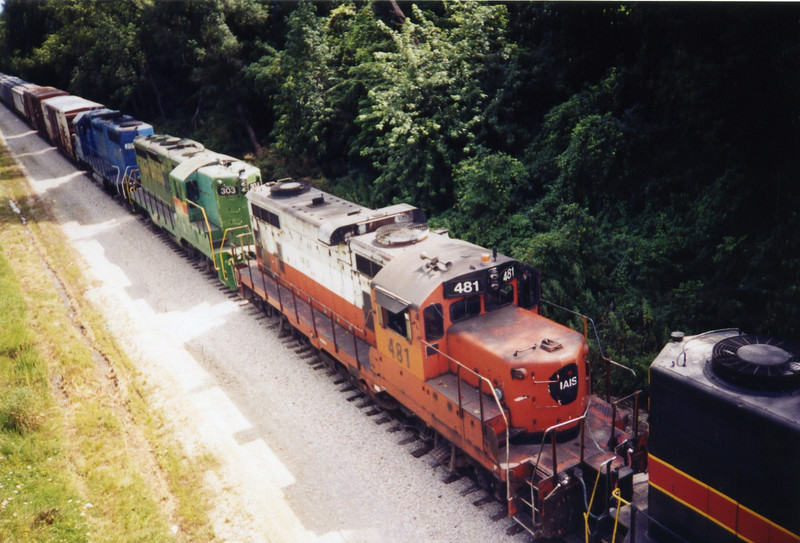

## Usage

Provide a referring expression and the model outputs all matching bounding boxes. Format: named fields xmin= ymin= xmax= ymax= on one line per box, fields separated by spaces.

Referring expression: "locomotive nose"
xmin=447 ymin=305 xmax=589 ymax=433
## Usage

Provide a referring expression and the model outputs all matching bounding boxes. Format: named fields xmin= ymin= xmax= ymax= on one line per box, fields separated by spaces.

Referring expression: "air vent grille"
xmin=374 ymin=223 xmax=429 ymax=247
xmin=711 ymin=334 xmax=800 ymax=391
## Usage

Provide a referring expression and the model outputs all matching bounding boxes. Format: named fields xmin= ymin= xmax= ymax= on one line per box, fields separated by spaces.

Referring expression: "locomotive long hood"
xmin=447 ymin=305 xmax=589 ymax=431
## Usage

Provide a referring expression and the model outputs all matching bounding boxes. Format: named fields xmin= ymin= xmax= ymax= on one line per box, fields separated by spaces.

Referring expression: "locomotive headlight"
xmin=494 ymin=387 xmax=504 ymax=402
xmin=488 ymin=268 xmax=500 ymax=291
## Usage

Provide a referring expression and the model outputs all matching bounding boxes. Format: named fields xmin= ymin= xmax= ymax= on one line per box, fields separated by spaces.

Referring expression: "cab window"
xmin=423 ymin=304 xmax=444 ymax=341
xmin=485 ymin=284 xmax=514 ymax=311
xmin=383 ymin=306 xmax=410 ymax=339
xmin=450 ymin=295 xmax=480 ymax=323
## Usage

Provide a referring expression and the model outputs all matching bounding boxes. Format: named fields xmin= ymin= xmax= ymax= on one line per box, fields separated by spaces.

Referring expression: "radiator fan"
xmin=711 ymin=334 xmax=800 ymax=391
xmin=375 ymin=223 xmax=429 ymax=247
xmin=270 ymin=178 xmax=310 ymax=196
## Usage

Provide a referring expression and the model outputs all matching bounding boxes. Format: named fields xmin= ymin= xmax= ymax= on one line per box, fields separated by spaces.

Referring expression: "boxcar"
xmin=24 ymin=86 xmax=68 ymax=134
xmin=41 ymin=94 xmax=103 ymax=160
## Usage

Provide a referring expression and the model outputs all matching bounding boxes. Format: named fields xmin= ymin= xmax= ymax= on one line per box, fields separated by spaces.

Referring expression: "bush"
xmin=0 ymin=386 xmax=45 ymax=433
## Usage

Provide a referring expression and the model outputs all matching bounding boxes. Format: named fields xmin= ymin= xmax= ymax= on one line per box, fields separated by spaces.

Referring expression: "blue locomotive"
xmin=74 ymin=109 xmax=154 ymax=195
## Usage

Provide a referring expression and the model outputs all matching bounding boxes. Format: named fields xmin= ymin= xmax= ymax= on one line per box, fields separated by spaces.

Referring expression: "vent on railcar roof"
xmin=270 ymin=178 xmax=310 ymax=197
xmin=711 ymin=334 xmax=800 ymax=391
xmin=374 ymin=223 xmax=429 ymax=247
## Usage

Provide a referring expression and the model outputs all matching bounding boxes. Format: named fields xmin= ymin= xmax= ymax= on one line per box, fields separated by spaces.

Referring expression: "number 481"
xmin=387 ymin=338 xmax=410 ymax=368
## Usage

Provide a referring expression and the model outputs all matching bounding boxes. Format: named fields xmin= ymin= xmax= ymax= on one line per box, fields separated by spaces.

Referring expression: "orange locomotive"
xmin=236 ymin=179 xmax=636 ymax=539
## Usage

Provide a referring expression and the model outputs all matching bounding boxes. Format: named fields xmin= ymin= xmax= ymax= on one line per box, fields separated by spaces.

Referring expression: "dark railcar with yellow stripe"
xmin=648 ymin=330 xmax=800 ymax=543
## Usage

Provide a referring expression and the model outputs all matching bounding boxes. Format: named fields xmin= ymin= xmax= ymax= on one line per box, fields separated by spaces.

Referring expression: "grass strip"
xmin=0 ymin=137 xmax=216 ymax=541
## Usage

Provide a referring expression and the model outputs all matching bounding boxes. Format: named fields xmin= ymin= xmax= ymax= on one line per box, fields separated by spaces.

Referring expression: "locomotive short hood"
xmin=446 ymin=304 xmax=589 ymax=429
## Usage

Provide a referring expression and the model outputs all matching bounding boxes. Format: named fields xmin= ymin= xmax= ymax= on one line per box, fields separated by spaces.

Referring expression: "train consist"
xmin=1 ymin=72 xmax=798 ymax=543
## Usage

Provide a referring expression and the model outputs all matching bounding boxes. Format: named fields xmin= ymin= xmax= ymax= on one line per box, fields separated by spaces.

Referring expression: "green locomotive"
xmin=131 ymin=134 xmax=261 ymax=289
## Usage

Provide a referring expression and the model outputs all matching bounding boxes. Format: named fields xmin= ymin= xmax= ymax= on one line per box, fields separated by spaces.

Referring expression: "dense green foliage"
xmin=2 ymin=1 xmax=799 ymax=393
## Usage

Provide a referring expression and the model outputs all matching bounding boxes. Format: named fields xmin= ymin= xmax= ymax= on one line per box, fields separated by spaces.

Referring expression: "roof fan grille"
xmin=270 ymin=178 xmax=310 ymax=197
xmin=711 ymin=334 xmax=800 ymax=391
xmin=375 ymin=223 xmax=429 ymax=247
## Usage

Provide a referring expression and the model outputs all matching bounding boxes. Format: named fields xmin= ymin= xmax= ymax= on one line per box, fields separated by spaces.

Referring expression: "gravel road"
xmin=0 ymin=104 xmax=531 ymax=543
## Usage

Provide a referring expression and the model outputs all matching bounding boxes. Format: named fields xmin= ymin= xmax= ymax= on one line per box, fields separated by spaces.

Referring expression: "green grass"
xmin=0 ymin=230 xmax=92 ymax=540
xmin=0 ymin=139 xmax=217 ymax=541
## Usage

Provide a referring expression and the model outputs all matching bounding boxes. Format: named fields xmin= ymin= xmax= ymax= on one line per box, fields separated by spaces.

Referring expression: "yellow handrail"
xmin=610 ymin=487 xmax=631 ymax=543
xmin=123 ymin=168 xmax=139 ymax=205
xmin=584 ymin=455 xmax=618 ymax=543
xmin=184 ymin=199 xmax=218 ymax=272
xmin=218 ymin=225 xmax=252 ymax=282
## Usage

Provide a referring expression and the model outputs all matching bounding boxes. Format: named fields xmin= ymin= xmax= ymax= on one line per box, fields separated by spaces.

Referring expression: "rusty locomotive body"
xmin=236 ymin=179 xmax=639 ymax=538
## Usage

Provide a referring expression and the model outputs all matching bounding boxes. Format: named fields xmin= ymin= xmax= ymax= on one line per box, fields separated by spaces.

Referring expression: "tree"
xmin=355 ymin=1 xmax=516 ymax=213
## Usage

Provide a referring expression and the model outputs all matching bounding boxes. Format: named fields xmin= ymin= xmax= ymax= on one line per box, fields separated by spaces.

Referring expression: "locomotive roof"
xmin=247 ymin=182 xmax=420 ymax=245
xmin=77 ymin=109 xmax=152 ymax=133
xmin=247 ymin=181 xmax=516 ymax=310
xmin=169 ymin=152 xmax=259 ymax=182
xmin=368 ymin=234 xmax=516 ymax=311
xmin=651 ymin=330 xmax=800 ymax=427
xmin=134 ymin=134 xmax=205 ymax=161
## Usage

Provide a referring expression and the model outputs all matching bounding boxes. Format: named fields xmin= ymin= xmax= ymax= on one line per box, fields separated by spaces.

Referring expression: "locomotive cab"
xmin=369 ymin=239 xmax=590 ymax=443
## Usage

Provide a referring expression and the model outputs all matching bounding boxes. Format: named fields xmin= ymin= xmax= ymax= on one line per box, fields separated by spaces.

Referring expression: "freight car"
xmin=23 ymin=85 xmax=68 ymax=135
xmin=40 ymin=94 xmax=103 ymax=161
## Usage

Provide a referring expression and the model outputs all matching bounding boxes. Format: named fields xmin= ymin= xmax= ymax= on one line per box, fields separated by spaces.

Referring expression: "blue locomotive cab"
xmin=73 ymin=109 xmax=154 ymax=195
xmin=74 ymin=108 xmax=117 ymax=168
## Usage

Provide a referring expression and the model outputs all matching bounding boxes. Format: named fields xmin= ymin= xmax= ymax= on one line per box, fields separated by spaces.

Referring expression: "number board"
xmin=498 ymin=262 xmax=516 ymax=284
xmin=443 ymin=275 xmax=487 ymax=298
xmin=217 ymin=185 xmax=239 ymax=196
xmin=443 ymin=262 xmax=518 ymax=299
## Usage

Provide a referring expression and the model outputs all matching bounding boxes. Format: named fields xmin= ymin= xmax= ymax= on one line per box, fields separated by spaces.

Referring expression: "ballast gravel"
xmin=0 ymin=105 xmax=532 ymax=543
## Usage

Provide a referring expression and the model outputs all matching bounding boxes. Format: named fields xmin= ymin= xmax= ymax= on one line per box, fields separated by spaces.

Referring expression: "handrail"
xmin=123 ymin=168 xmax=139 ymax=206
xmin=532 ymin=414 xmax=588 ymax=483
xmin=217 ymin=225 xmax=252 ymax=283
xmin=122 ymin=166 xmax=136 ymax=201
xmin=608 ymin=488 xmax=692 ymax=543
xmin=184 ymin=199 xmax=218 ymax=272
xmin=418 ymin=339 xmax=512 ymax=505
xmin=610 ymin=390 xmax=642 ymax=448
xmin=583 ymin=455 xmax=617 ymax=543
xmin=244 ymin=264 xmax=368 ymax=340
xmin=528 ymin=414 xmax=588 ymax=527
xmin=109 ymin=164 xmax=120 ymax=188
xmin=540 ymin=299 xmax=635 ymax=401
xmin=230 ymin=231 xmax=256 ymax=276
